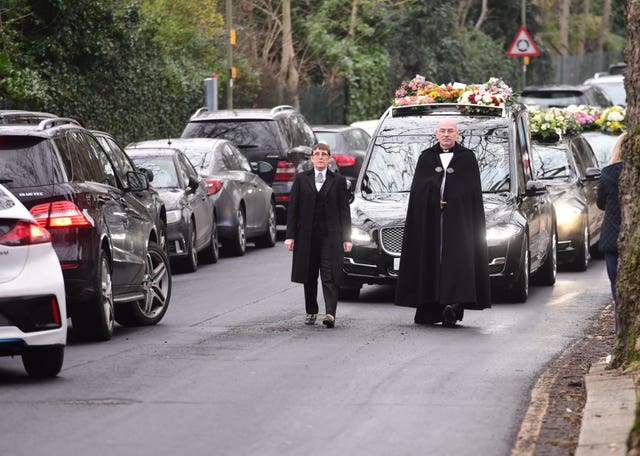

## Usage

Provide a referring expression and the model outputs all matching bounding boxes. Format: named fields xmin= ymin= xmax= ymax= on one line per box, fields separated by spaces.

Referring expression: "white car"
xmin=0 ymin=184 xmax=67 ymax=377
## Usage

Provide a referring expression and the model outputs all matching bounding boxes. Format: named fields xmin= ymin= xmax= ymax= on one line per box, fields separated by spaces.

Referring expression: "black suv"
xmin=181 ymin=105 xmax=317 ymax=224
xmin=344 ymin=102 xmax=557 ymax=302
xmin=0 ymin=117 xmax=171 ymax=341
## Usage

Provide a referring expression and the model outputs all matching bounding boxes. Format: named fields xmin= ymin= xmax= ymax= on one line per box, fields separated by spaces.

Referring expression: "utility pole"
xmin=226 ymin=0 xmax=234 ymax=109
xmin=522 ymin=0 xmax=527 ymax=88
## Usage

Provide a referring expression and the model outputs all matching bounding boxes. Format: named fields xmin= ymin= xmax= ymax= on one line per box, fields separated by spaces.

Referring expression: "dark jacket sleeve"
xmin=596 ymin=173 xmax=607 ymax=211
xmin=286 ymin=175 xmax=301 ymax=239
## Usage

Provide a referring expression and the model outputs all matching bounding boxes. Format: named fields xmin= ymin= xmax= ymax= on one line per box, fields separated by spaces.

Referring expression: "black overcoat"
xmin=597 ymin=162 xmax=622 ymax=254
xmin=286 ymin=169 xmax=351 ymax=284
xmin=394 ymin=142 xmax=491 ymax=311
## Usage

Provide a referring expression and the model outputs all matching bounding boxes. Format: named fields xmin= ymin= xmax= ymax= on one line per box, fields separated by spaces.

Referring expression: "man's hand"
xmin=285 ymin=238 xmax=295 ymax=251
xmin=343 ymin=241 xmax=352 ymax=253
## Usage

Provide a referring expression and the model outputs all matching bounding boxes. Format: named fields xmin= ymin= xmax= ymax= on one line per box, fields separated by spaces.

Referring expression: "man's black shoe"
xmin=442 ymin=305 xmax=457 ymax=327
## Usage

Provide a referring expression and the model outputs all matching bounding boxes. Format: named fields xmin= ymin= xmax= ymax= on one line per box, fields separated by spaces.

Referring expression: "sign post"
xmin=507 ymin=26 xmax=541 ymax=88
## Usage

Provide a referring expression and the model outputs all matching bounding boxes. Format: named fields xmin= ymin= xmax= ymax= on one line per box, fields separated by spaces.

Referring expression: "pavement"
xmin=576 ymin=357 xmax=637 ymax=455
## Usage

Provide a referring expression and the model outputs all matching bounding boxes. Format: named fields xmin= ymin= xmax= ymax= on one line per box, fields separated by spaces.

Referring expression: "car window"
xmin=574 ymin=136 xmax=599 ymax=168
xmin=230 ymin=144 xmax=252 ymax=172
xmin=97 ymin=135 xmax=136 ymax=188
xmin=177 ymin=153 xmax=198 ymax=180
xmin=67 ymin=131 xmax=106 ymax=183
xmin=520 ymin=91 xmax=584 ymax=107
xmin=182 ymin=120 xmax=289 ymax=159
xmin=131 ymin=155 xmax=180 ymax=188
xmin=354 ymin=129 xmax=371 ymax=149
xmin=516 ymin=117 xmax=534 ymax=184
xmin=315 ymin=132 xmax=339 ymax=151
xmin=532 ymin=144 xmax=572 ymax=180
xmin=0 ymin=136 xmax=63 ymax=188
xmin=363 ymin=126 xmax=510 ymax=194
xmin=296 ymin=115 xmax=317 ymax=147
xmin=222 ymin=145 xmax=240 ymax=170
xmin=84 ymin=133 xmax=118 ymax=188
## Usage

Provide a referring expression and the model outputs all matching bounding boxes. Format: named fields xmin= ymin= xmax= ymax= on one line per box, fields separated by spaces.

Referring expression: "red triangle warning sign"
xmin=507 ymin=26 xmax=541 ymax=57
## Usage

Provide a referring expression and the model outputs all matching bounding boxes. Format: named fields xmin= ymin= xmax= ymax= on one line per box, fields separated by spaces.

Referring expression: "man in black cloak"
xmin=394 ymin=118 xmax=491 ymax=326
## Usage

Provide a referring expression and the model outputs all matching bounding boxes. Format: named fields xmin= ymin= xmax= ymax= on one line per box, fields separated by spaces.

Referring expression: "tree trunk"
xmin=279 ymin=0 xmax=299 ymax=109
xmin=611 ymin=0 xmax=640 ymax=372
xmin=597 ymin=0 xmax=612 ymax=52
xmin=559 ymin=0 xmax=571 ymax=56
xmin=349 ymin=0 xmax=358 ymax=38
xmin=577 ymin=0 xmax=590 ymax=56
xmin=475 ymin=0 xmax=488 ymax=30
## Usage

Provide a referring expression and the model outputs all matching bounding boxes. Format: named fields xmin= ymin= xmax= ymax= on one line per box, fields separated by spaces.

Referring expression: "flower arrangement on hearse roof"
xmin=530 ymin=105 xmax=627 ymax=142
xmin=393 ymin=75 xmax=513 ymax=108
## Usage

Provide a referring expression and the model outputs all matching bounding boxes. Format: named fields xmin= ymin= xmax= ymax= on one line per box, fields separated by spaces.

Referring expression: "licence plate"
xmin=393 ymin=257 xmax=400 ymax=270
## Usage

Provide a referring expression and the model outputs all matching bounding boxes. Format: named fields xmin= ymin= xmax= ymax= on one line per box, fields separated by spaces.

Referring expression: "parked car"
xmin=582 ymin=74 xmax=626 ymax=107
xmin=518 ymin=85 xmax=613 ymax=108
xmin=0 ymin=110 xmax=56 ymax=125
xmin=582 ymin=131 xmax=620 ymax=167
xmin=127 ymin=138 xmax=277 ymax=256
xmin=0 ymin=116 xmax=171 ymax=341
xmin=350 ymin=119 xmax=379 ymax=137
xmin=180 ymin=105 xmax=317 ymax=224
xmin=344 ymin=101 xmax=557 ymax=302
xmin=312 ymin=125 xmax=370 ymax=187
xmin=92 ymin=130 xmax=168 ymax=253
xmin=531 ymin=134 xmax=602 ymax=271
xmin=126 ymin=147 xmax=218 ymax=272
xmin=0 ymin=184 xmax=67 ymax=377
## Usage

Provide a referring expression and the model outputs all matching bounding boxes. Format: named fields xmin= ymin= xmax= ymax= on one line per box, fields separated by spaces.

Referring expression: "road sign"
xmin=507 ymin=26 xmax=540 ymax=57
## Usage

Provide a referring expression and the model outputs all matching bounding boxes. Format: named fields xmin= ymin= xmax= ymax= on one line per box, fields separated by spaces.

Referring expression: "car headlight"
xmin=554 ymin=201 xmax=582 ymax=226
xmin=486 ymin=224 xmax=521 ymax=242
xmin=166 ymin=209 xmax=182 ymax=224
xmin=351 ymin=226 xmax=373 ymax=244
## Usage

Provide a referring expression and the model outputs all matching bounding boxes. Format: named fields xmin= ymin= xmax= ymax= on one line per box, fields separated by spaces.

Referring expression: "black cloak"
xmin=394 ymin=142 xmax=491 ymax=318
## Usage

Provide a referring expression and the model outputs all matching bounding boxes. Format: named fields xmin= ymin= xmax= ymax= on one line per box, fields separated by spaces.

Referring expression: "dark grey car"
xmin=127 ymin=138 xmax=277 ymax=256
xmin=127 ymin=148 xmax=218 ymax=272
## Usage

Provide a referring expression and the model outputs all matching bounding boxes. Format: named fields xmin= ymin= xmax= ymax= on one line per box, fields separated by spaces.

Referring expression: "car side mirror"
xmin=584 ymin=167 xmax=601 ymax=180
xmin=287 ymin=146 xmax=311 ymax=166
xmin=127 ymin=171 xmax=149 ymax=192
xmin=524 ymin=179 xmax=547 ymax=196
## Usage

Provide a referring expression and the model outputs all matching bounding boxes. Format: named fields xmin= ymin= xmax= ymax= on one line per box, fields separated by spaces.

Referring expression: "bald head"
xmin=435 ymin=119 xmax=459 ymax=150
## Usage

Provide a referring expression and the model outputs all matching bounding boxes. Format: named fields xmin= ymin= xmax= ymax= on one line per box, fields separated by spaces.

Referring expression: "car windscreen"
xmin=531 ymin=144 xmax=572 ymax=180
xmin=0 ymin=136 xmax=60 ymax=188
xmin=362 ymin=125 xmax=510 ymax=194
xmin=519 ymin=91 xmax=584 ymax=107
xmin=130 ymin=155 xmax=180 ymax=188
xmin=592 ymin=82 xmax=626 ymax=106
xmin=182 ymin=120 xmax=289 ymax=159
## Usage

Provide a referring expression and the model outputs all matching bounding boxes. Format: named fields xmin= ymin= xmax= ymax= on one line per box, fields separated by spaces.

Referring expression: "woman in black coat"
xmin=597 ymin=132 xmax=625 ymax=308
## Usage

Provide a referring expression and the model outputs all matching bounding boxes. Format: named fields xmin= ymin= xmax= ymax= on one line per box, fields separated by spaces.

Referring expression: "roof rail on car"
xmin=37 ymin=117 xmax=82 ymax=131
xmin=391 ymin=103 xmax=506 ymax=118
xmin=270 ymin=105 xmax=294 ymax=114
xmin=193 ymin=107 xmax=209 ymax=118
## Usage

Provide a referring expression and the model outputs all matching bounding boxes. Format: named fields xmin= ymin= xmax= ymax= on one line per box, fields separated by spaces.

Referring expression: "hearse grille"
xmin=380 ymin=226 xmax=404 ymax=255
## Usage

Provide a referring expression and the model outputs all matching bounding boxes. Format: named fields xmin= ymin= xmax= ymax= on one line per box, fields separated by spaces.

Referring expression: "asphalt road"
xmin=0 ymin=242 xmax=611 ymax=456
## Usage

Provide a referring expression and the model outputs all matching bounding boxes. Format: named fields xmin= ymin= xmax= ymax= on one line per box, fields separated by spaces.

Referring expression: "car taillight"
xmin=30 ymin=201 xmax=92 ymax=228
xmin=274 ymin=160 xmax=296 ymax=181
xmin=332 ymin=154 xmax=356 ymax=167
xmin=205 ymin=179 xmax=224 ymax=195
xmin=51 ymin=296 xmax=61 ymax=326
xmin=0 ymin=220 xmax=52 ymax=246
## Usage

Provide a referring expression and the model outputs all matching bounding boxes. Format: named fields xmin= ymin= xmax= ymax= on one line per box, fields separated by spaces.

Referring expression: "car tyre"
xmin=115 ymin=243 xmax=171 ymax=326
xmin=505 ymin=236 xmax=529 ymax=303
xmin=200 ymin=213 xmax=219 ymax=264
xmin=72 ymin=249 xmax=114 ymax=341
xmin=571 ymin=218 xmax=590 ymax=271
xmin=22 ymin=345 xmax=64 ymax=378
xmin=225 ymin=206 xmax=246 ymax=256
xmin=533 ymin=226 xmax=557 ymax=285
xmin=180 ymin=220 xmax=198 ymax=273
xmin=255 ymin=201 xmax=277 ymax=248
